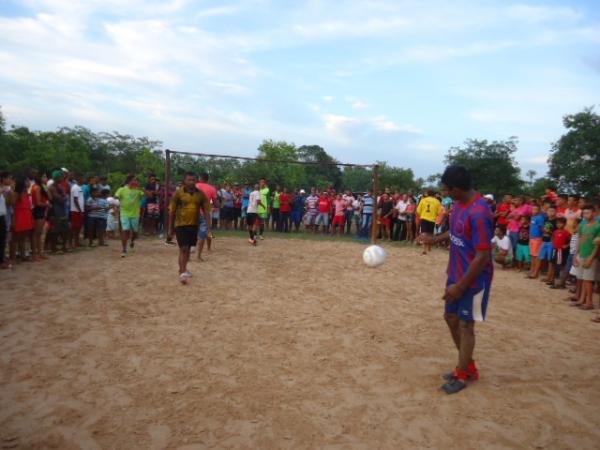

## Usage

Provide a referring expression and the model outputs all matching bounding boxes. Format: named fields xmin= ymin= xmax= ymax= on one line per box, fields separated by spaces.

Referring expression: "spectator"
xmin=515 ymin=216 xmax=531 ymax=273
xmin=291 ymin=189 xmax=305 ymax=232
xmin=69 ymin=174 xmax=85 ymax=249
xmin=571 ymin=205 xmax=600 ymax=310
xmin=279 ymin=187 xmax=293 ymax=233
xmin=304 ymin=188 xmax=319 ymax=233
xmin=416 ymin=190 xmax=441 ymax=255
xmin=31 ymin=172 xmax=49 ymax=261
xmin=495 ymin=194 xmax=513 ymax=227
xmin=492 ymin=225 xmax=512 ymax=269
xmin=47 ymin=170 xmax=70 ymax=254
xmin=12 ymin=177 xmax=34 ymax=262
xmin=359 ymin=189 xmax=375 ymax=239
xmin=86 ymin=188 xmax=109 ymax=247
xmin=316 ymin=190 xmax=331 ymax=234
xmin=143 ymin=174 xmax=161 ymax=235
xmin=547 ymin=217 xmax=571 ymax=287
xmin=331 ymin=193 xmax=346 ymax=236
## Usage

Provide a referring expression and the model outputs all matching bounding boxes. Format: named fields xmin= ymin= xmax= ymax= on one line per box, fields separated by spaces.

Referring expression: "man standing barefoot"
xmin=420 ymin=165 xmax=494 ymax=394
xmin=168 ymin=173 xmax=210 ymax=284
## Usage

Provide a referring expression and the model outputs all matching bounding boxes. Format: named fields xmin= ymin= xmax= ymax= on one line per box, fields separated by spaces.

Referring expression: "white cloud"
xmin=525 ymin=156 xmax=549 ymax=165
xmin=322 ymin=95 xmax=334 ymax=102
xmin=323 ymin=113 xmax=422 ymax=143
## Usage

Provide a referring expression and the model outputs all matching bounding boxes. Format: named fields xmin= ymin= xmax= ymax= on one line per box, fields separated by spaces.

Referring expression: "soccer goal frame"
xmin=163 ymin=149 xmax=381 ymax=243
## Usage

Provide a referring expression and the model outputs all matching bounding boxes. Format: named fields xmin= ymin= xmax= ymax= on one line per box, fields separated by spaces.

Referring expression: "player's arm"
xmin=444 ymin=249 xmax=491 ymax=301
xmin=584 ymin=234 xmax=600 ymax=268
xmin=420 ymin=230 xmax=450 ymax=245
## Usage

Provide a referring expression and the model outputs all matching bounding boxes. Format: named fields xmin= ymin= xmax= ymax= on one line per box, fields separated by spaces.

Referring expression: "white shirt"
xmin=70 ymin=183 xmax=85 ymax=212
xmin=247 ymin=190 xmax=261 ymax=214
xmin=396 ymin=200 xmax=407 ymax=220
xmin=492 ymin=235 xmax=512 ymax=254
xmin=0 ymin=188 xmax=8 ymax=216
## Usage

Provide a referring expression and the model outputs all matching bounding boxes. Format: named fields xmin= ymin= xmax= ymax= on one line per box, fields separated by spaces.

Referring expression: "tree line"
xmin=1 ymin=107 xmax=598 ymax=197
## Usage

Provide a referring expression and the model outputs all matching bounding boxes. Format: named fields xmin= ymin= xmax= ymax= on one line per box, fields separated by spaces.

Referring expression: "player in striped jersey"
xmin=420 ymin=165 xmax=494 ymax=394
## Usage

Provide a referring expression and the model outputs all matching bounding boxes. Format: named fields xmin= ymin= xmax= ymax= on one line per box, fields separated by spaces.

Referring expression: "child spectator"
xmin=379 ymin=193 xmax=394 ymax=241
xmin=86 ymin=188 xmax=109 ymax=247
xmin=11 ymin=177 xmax=33 ymax=263
xmin=516 ymin=216 xmax=531 ymax=272
xmin=492 ymin=225 xmax=512 ymax=269
xmin=528 ymin=204 xmax=545 ymax=278
xmin=106 ymin=196 xmax=120 ymax=240
xmin=547 ymin=217 xmax=570 ymax=287
xmin=533 ymin=205 xmax=557 ymax=280
xmin=571 ymin=205 xmax=600 ymax=310
xmin=557 ymin=217 xmax=581 ymax=291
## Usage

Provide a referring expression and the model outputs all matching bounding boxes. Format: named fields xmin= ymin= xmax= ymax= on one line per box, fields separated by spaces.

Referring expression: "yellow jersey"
xmin=416 ymin=196 xmax=441 ymax=223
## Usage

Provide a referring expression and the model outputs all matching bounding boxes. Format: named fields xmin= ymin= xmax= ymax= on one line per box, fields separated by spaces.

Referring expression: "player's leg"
xmin=120 ymin=217 xmax=130 ymax=255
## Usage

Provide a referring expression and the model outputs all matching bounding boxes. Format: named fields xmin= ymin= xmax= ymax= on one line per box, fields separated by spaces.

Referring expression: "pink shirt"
xmin=508 ymin=204 xmax=532 ymax=233
xmin=334 ymin=199 xmax=346 ymax=216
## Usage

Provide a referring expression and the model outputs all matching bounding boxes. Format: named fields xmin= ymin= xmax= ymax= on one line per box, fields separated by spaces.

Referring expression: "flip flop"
xmin=590 ymin=317 xmax=600 ymax=323
xmin=569 ymin=303 xmax=583 ymax=307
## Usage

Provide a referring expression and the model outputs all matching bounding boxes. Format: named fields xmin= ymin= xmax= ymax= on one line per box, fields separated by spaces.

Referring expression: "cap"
xmin=300 ymin=189 xmax=306 ymax=194
xmin=484 ymin=194 xmax=494 ymax=201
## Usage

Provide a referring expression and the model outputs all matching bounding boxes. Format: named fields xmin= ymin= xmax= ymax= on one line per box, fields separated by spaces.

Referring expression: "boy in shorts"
xmin=527 ymin=204 xmax=545 ymax=278
xmin=547 ymin=217 xmax=570 ymax=287
xmin=571 ymin=205 xmax=600 ymax=310
xmin=516 ymin=216 xmax=531 ymax=272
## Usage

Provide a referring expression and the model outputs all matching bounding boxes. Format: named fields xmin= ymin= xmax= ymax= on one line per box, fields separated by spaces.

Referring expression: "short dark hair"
xmin=441 ymin=165 xmax=472 ymax=191
xmin=496 ymin=225 xmax=507 ymax=234
xmin=185 ymin=172 xmax=197 ymax=179
xmin=125 ymin=174 xmax=136 ymax=184
xmin=556 ymin=217 xmax=567 ymax=224
xmin=199 ymin=172 xmax=209 ymax=182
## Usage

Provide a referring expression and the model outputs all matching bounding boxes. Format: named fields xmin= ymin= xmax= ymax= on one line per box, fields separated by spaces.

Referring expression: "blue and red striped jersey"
xmin=447 ymin=193 xmax=494 ymax=287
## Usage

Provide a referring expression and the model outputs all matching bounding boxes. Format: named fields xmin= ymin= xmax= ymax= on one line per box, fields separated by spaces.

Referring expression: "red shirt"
xmin=496 ymin=202 xmax=512 ymax=226
xmin=552 ymin=229 xmax=571 ymax=249
xmin=318 ymin=196 xmax=331 ymax=213
xmin=279 ymin=193 xmax=293 ymax=212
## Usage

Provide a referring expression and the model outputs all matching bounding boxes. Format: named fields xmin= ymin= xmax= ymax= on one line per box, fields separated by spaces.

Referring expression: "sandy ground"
xmin=1 ymin=236 xmax=599 ymax=450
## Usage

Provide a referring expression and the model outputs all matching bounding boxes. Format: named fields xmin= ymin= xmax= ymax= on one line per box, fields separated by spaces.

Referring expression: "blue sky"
xmin=1 ymin=0 xmax=599 ymax=178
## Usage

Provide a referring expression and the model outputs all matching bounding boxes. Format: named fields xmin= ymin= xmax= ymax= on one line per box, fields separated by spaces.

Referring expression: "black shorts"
xmin=233 ymin=207 xmax=242 ymax=219
xmin=420 ymin=219 xmax=435 ymax=234
xmin=247 ymin=213 xmax=258 ymax=227
xmin=221 ymin=207 xmax=233 ymax=221
xmin=175 ymin=225 xmax=199 ymax=248
xmin=552 ymin=248 xmax=569 ymax=267
xmin=87 ymin=217 xmax=107 ymax=238
xmin=33 ymin=205 xmax=46 ymax=220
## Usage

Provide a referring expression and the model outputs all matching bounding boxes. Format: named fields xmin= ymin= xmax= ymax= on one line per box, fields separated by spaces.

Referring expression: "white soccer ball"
xmin=363 ymin=245 xmax=387 ymax=268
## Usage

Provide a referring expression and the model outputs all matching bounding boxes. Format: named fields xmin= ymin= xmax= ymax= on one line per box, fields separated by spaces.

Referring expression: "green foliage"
xmin=0 ymin=112 xmax=419 ymax=192
xmin=444 ymin=137 xmax=523 ymax=197
xmin=549 ymin=108 xmax=600 ymax=196
xmin=527 ymin=176 xmax=555 ymax=198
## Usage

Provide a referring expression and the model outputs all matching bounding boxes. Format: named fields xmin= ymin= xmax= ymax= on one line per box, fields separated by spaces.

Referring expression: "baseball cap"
xmin=484 ymin=194 xmax=494 ymax=201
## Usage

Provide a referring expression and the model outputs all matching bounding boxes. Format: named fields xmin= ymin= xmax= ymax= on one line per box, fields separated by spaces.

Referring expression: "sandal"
xmin=590 ymin=317 xmax=600 ymax=323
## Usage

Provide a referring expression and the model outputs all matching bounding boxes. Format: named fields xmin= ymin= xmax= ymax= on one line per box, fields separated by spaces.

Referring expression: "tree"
xmin=298 ymin=145 xmax=342 ymax=190
xmin=445 ymin=137 xmax=523 ymax=197
xmin=526 ymin=169 xmax=537 ymax=186
xmin=528 ymin=176 xmax=555 ymax=198
xmin=549 ymin=108 xmax=600 ymax=196
xmin=341 ymin=166 xmax=373 ymax=192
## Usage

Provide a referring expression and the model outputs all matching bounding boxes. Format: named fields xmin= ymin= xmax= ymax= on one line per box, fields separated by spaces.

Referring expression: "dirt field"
xmin=1 ymin=236 xmax=599 ymax=450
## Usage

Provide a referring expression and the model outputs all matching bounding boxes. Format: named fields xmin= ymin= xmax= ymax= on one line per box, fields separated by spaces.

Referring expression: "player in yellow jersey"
xmin=416 ymin=190 xmax=441 ymax=255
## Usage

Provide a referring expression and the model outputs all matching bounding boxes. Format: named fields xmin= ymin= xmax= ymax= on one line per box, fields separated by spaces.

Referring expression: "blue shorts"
xmin=445 ymin=280 xmax=491 ymax=322
xmin=291 ymin=210 xmax=303 ymax=224
xmin=198 ymin=214 xmax=209 ymax=240
xmin=120 ymin=216 xmax=140 ymax=232
xmin=538 ymin=241 xmax=554 ymax=261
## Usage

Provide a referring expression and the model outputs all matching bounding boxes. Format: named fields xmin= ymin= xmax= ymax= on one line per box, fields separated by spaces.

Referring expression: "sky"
xmin=1 ymin=0 xmax=599 ymax=178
